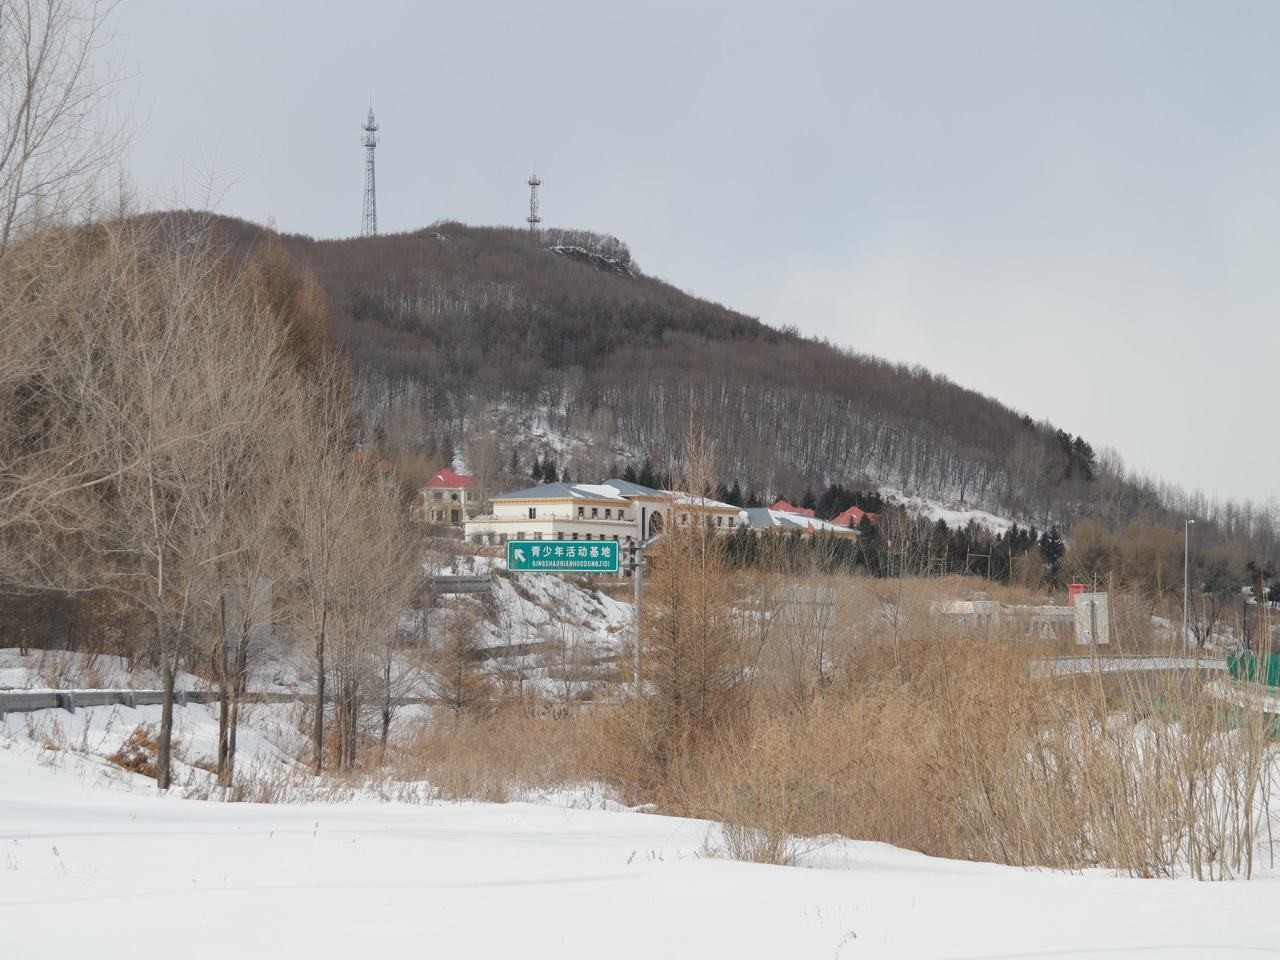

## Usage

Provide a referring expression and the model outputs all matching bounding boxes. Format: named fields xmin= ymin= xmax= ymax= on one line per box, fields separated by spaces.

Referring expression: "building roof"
xmin=770 ymin=499 xmax=815 ymax=518
xmin=743 ymin=508 xmax=857 ymax=536
xmin=831 ymin=505 xmax=878 ymax=528
xmin=599 ymin=478 xmax=668 ymax=498
xmin=426 ymin=468 xmax=479 ymax=490
xmin=492 ymin=482 xmax=628 ymax=502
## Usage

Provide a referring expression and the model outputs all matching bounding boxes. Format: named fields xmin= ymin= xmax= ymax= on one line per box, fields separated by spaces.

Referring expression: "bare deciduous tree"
xmin=0 ymin=0 xmax=128 ymax=256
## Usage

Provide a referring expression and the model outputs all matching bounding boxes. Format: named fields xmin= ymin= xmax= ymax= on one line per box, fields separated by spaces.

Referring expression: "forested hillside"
xmin=199 ymin=214 xmax=1275 ymax=564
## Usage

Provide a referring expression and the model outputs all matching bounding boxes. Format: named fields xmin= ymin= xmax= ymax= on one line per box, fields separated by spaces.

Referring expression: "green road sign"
xmin=506 ymin=539 xmax=620 ymax=574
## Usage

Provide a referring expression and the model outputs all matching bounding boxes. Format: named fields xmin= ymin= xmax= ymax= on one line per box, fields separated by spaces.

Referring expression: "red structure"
xmin=831 ymin=504 xmax=878 ymax=529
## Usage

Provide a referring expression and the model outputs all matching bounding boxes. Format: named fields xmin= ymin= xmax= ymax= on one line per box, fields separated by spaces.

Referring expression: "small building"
xmin=412 ymin=468 xmax=482 ymax=525
xmin=464 ymin=478 xmax=744 ymax=546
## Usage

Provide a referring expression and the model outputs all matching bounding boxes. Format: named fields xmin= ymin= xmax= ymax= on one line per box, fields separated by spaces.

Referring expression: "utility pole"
xmin=628 ymin=539 xmax=645 ymax=694
xmin=1183 ymin=518 xmax=1195 ymax=657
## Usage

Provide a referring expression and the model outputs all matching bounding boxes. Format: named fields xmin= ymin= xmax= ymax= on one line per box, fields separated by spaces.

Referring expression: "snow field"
xmin=1 ymin=741 xmax=1279 ymax=959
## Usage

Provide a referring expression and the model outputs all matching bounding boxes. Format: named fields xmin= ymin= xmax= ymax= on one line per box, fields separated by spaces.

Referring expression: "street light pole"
xmin=1183 ymin=518 xmax=1195 ymax=657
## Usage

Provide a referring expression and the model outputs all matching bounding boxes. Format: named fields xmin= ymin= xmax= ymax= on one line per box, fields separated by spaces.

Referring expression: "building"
xmin=412 ymin=468 xmax=482 ymax=525
xmin=463 ymin=478 xmax=744 ymax=546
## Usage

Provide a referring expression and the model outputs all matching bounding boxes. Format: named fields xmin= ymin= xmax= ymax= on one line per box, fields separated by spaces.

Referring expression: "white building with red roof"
xmin=412 ymin=468 xmax=482 ymax=525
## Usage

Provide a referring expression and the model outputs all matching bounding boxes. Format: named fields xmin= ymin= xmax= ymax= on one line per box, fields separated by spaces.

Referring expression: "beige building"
xmin=464 ymin=479 xmax=743 ymax=546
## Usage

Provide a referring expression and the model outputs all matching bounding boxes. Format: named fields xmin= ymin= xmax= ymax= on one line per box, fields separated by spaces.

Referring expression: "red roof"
xmin=832 ymin=505 xmax=878 ymax=528
xmin=771 ymin=499 xmax=815 ymax=518
xmin=426 ymin=468 xmax=478 ymax=490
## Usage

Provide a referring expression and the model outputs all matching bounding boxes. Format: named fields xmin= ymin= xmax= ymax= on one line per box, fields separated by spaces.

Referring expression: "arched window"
xmin=647 ymin=511 xmax=664 ymax=539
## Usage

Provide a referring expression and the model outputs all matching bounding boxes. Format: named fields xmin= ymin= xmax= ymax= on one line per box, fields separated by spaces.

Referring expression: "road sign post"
xmin=505 ymin=539 xmax=620 ymax=574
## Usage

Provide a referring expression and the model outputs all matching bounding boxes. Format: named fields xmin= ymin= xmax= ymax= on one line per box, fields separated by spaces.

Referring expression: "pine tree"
xmin=621 ymin=463 xmax=638 ymax=483
xmin=530 ymin=459 xmax=543 ymax=483
xmin=638 ymin=456 xmax=656 ymax=488
xmin=726 ymin=479 xmax=742 ymax=507
xmin=541 ymin=454 xmax=558 ymax=484
xmin=1039 ymin=526 xmax=1066 ymax=583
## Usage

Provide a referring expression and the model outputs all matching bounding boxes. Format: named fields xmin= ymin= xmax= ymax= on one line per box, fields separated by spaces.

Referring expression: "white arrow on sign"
xmin=513 ymin=548 xmax=526 ymax=564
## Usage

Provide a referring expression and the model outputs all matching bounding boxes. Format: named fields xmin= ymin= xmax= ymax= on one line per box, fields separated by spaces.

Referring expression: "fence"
xmin=0 ymin=688 xmax=437 ymax=720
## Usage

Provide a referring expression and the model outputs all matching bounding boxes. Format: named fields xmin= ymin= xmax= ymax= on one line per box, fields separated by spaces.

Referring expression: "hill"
xmin=195 ymin=213 xmax=1274 ymax=564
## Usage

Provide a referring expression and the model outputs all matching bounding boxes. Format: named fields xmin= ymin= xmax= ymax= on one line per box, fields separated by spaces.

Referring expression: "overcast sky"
xmin=115 ymin=0 xmax=1279 ymax=506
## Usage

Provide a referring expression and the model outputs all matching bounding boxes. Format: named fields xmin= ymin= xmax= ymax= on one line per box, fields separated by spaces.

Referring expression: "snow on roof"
xmin=492 ymin=482 xmax=628 ymax=502
xmin=601 ymin=478 xmax=668 ymax=498
xmin=427 ymin=468 xmax=479 ymax=489
xmin=770 ymin=499 xmax=815 ymax=518
xmin=669 ymin=491 xmax=741 ymax=511
xmin=743 ymin=508 xmax=857 ymax=535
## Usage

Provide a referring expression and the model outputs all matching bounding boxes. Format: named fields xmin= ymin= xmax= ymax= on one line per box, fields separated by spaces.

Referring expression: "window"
xmin=605 ymin=508 xmax=612 ymax=519
xmin=591 ymin=507 xmax=599 ymax=519
xmin=577 ymin=507 xmax=584 ymax=519
xmin=681 ymin=514 xmax=689 ymax=525
xmin=618 ymin=510 xmax=625 ymax=521
xmin=716 ymin=517 xmax=723 ymax=527
xmin=528 ymin=507 xmax=536 ymax=519
xmin=557 ymin=532 xmax=565 ymax=540
xmin=571 ymin=532 xmax=578 ymax=541
xmin=432 ymin=490 xmax=443 ymax=501
xmin=535 ymin=532 xmax=543 ymax=540
xmin=728 ymin=517 xmax=735 ymax=527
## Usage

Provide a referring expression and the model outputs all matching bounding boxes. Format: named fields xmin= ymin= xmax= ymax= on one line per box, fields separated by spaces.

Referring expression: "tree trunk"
xmin=215 ymin=594 xmax=231 ymax=786
xmin=157 ymin=655 xmax=175 ymax=790
xmin=312 ymin=628 xmax=326 ymax=774
xmin=224 ymin=626 xmax=250 ymax=787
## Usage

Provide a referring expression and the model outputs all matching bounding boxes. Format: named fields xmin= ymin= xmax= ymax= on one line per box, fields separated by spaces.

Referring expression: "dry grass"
xmin=383 ymin=701 xmax=614 ymax=804
xmin=370 ymin=599 xmax=1277 ymax=879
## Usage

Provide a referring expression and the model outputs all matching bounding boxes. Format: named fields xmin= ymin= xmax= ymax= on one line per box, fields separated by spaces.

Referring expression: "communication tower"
xmin=361 ymin=107 xmax=379 ymax=237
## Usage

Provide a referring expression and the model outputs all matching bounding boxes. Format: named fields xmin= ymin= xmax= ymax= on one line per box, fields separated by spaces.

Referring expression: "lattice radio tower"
xmin=361 ymin=107 xmax=379 ymax=237
xmin=526 ymin=168 xmax=542 ymax=234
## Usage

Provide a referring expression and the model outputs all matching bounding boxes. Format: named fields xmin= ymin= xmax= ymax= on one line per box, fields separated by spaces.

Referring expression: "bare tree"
xmin=0 ymin=0 xmax=128 ymax=256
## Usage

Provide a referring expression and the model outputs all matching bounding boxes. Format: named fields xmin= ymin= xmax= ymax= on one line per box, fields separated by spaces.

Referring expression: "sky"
xmin=113 ymin=1 xmax=1279 ymax=506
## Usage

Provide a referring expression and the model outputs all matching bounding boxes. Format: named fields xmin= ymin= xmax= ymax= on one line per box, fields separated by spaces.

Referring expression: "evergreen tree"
xmin=560 ymin=466 xmax=572 ymax=484
xmin=530 ymin=459 xmax=543 ymax=483
xmin=621 ymin=463 xmax=638 ymax=483
xmin=726 ymin=479 xmax=743 ymax=507
xmin=541 ymin=454 xmax=558 ymax=484
xmin=638 ymin=456 xmax=656 ymax=488
xmin=1039 ymin=526 xmax=1066 ymax=583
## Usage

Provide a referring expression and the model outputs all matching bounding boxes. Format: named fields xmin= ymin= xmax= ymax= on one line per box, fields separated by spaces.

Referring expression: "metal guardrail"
xmin=0 ymin=688 xmax=438 ymax=720
xmin=426 ymin=574 xmax=492 ymax=595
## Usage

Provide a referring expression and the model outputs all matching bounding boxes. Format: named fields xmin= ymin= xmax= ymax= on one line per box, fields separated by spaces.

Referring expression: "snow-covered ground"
xmin=0 ymin=648 xmax=208 ymax=692
xmin=1 ymin=738 xmax=1278 ymax=959
xmin=880 ymin=485 xmax=1017 ymax=535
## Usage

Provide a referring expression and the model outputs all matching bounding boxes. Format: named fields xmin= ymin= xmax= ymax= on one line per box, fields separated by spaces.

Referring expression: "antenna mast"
xmin=526 ymin=169 xmax=542 ymax=234
xmin=361 ymin=107 xmax=379 ymax=237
